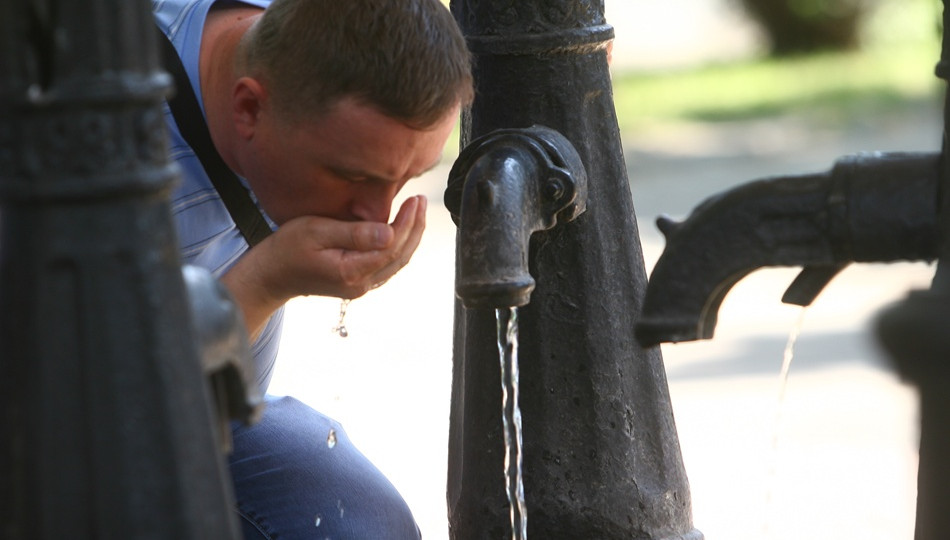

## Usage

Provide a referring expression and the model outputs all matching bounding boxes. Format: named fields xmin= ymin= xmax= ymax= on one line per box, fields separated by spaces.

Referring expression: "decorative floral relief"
xmin=4 ymin=103 xmax=169 ymax=195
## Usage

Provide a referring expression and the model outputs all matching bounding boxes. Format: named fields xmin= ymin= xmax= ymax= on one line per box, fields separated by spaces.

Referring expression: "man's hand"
xmin=220 ymin=195 xmax=427 ymax=339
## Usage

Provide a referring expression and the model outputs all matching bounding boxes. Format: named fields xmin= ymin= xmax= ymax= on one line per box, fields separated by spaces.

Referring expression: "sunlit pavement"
xmin=267 ymin=2 xmax=940 ymax=538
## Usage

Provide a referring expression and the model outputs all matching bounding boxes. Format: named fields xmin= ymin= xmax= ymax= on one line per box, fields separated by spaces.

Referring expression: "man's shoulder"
xmin=153 ymin=0 xmax=270 ymax=39
xmin=153 ymin=0 xmax=206 ymax=35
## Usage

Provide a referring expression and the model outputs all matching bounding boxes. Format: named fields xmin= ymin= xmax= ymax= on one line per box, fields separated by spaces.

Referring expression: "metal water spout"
xmin=636 ymin=152 xmax=941 ymax=346
xmin=444 ymin=126 xmax=588 ymax=308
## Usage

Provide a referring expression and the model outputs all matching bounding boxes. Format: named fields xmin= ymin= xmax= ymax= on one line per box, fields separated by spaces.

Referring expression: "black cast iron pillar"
xmin=0 ymin=1 xmax=239 ymax=538
xmin=875 ymin=2 xmax=950 ymax=539
xmin=447 ymin=1 xmax=702 ymax=538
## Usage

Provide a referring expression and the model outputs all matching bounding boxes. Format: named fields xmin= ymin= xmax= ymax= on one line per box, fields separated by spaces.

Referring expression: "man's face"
xmin=239 ymin=97 xmax=458 ymax=226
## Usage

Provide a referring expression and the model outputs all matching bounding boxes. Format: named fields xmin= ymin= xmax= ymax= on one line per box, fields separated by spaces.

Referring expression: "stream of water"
xmin=497 ymin=307 xmax=527 ymax=540
xmin=761 ymin=307 xmax=808 ymax=539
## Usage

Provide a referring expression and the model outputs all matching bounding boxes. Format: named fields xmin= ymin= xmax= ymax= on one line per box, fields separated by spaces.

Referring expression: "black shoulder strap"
xmin=158 ymin=29 xmax=273 ymax=248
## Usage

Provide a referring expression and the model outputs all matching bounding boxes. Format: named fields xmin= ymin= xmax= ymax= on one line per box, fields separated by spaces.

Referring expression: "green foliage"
xmin=736 ymin=0 xmax=874 ymax=54
xmin=611 ymin=37 xmax=941 ymax=132
xmin=785 ymin=0 xmax=866 ymax=19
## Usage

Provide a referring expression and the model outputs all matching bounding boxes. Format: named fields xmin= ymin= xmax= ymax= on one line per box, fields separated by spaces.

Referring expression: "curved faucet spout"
xmin=636 ymin=152 xmax=940 ymax=346
xmin=445 ymin=125 xmax=588 ymax=308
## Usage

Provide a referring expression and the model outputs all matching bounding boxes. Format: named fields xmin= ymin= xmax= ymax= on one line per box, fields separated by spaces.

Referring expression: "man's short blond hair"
xmin=240 ymin=0 xmax=473 ymax=128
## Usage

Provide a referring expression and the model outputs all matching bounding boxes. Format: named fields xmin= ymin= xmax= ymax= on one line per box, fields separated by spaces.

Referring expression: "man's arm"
xmin=220 ymin=195 xmax=427 ymax=339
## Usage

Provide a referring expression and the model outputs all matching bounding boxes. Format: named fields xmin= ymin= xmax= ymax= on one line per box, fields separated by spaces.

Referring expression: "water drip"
xmin=497 ymin=307 xmax=527 ymax=540
xmin=331 ymin=299 xmax=351 ymax=338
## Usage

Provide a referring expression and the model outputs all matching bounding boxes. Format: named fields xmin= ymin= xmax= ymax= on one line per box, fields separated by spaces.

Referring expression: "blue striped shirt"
xmin=154 ymin=0 xmax=280 ymax=393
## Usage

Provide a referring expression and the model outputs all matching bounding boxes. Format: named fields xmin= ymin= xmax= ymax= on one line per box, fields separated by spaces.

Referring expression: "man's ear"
xmin=232 ymin=76 xmax=267 ymax=140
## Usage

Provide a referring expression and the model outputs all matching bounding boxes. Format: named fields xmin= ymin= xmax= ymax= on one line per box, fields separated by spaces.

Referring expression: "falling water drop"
xmin=497 ymin=307 xmax=527 ymax=540
xmin=314 ymin=515 xmax=322 ymax=527
xmin=331 ymin=299 xmax=351 ymax=338
xmin=327 ymin=428 xmax=337 ymax=449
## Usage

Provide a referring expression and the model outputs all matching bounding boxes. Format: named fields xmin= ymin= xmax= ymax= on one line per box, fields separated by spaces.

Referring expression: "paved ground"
xmin=267 ymin=4 xmax=941 ymax=539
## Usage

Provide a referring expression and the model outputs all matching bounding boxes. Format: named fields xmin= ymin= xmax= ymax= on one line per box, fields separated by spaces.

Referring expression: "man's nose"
xmin=351 ymin=185 xmax=400 ymax=223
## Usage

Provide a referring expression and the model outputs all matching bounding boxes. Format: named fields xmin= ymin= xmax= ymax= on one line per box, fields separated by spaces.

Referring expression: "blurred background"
xmin=268 ymin=1 xmax=943 ymax=538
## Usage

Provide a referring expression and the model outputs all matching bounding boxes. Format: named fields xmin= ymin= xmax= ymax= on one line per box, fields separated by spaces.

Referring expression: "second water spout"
xmin=636 ymin=151 xmax=941 ymax=346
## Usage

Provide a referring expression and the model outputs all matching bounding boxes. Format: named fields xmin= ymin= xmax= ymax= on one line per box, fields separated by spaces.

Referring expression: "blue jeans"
xmin=228 ymin=396 xmax=421 ymax=539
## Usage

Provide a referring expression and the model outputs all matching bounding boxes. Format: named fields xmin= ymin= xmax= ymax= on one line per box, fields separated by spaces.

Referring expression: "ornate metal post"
xmin=0 ymin=1 xmax=239 ymax=537
xmin=446 ymin=1 xmax=702 ymax=538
